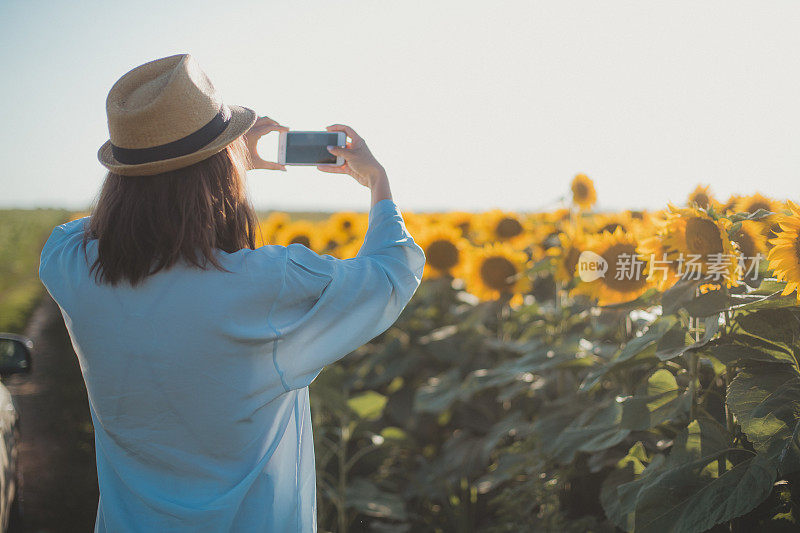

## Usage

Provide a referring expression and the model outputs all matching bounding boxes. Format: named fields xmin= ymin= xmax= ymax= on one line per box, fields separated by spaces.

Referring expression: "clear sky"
xmin=1 ymin=0 xmax=798 ymax=213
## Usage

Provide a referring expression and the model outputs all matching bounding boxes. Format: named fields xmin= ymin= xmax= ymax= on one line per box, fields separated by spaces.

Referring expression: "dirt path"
xmin=4 ymin=293 xmax=98 ymax=532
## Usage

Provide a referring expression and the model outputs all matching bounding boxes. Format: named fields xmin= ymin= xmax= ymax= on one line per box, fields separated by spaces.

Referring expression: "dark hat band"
xmin=110 ymin=105 xmax=232 ymax=165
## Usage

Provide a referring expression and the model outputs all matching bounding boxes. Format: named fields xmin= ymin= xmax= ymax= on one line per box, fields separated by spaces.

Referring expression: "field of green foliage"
xmin=310 ymin=270 xmax=800 ymax=533
xmin=0 ymin=209 xmax=71 ymax=333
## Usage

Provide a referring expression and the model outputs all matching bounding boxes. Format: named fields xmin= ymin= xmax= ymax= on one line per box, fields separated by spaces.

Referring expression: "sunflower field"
xmin=67 ymin=179 xmax=800 ymax=532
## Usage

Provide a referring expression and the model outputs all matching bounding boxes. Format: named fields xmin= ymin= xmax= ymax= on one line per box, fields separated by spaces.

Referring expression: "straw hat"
xmin=97 ymin=53 xmax=257 ymax=176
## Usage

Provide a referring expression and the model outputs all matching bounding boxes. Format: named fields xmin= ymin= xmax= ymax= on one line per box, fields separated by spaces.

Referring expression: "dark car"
xmin=0 ymin=334 xmax=33 ymax=532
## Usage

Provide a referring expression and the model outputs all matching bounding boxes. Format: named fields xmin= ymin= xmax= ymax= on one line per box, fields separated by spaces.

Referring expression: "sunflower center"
xmin=342 ymin=220 xmax=352 ymax=230
xmin=733 ymin=230 xmax=755 ymax=259
xmin=290 ymin=235 xmax=311 ymax=247
xmin=767 ymin=222 xmax=782 ymax=239
xmin=747 ymin=201 xmax=771 ymax=213
xmin=600 ymin=223 xmax=622 ymax=234
xmin=733 ymin=230 xmax=757 ymax=274
xmin=426 ymin=240 xmax=459 ymax=271
xmin=602 ymin=243 xmax=648 ymax=293
xmin=565 ymin=247 xmax=581 ymax=277
xmin=685 ymin=218 xmax=724 ymax=257
xmin=691 ymin=193 xmax=710 ymax=209
xmin=573 ymin=182 xmax=589 ymax=200
xmin=480 ymin=256 xmax=518 ymax=292
xmin=495 ymin=218 xmax=523 ymax=239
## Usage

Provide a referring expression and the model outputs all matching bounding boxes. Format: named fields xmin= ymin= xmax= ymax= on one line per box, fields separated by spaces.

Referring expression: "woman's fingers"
xmin=316 ymin=163 xmax=350 ymax=174
xmin=247 ymin=115 xmax=289 ymax=138
xmin=243 ymin=114 xmax=288 ymax=171
xmin=246 ymin=147 xmax=286 ymax=171
xmin=326 ymin=124 xmax=362 ymax=144
xmin=254 ymin=115 xmax=282 ymax=127
xmin=261 ymin=161 xmax=287 ymax=171
xmin=325 ymin=145 xmax=354 ymax=158
xmin=249 ymin=123 xmax=289 ymax=136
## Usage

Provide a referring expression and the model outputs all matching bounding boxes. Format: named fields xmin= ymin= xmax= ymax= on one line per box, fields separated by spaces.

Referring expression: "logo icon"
xmin=578 ymin=251 xmax=608 ymax=282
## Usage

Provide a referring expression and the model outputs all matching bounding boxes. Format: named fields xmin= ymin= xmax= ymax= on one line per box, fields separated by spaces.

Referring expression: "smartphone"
xmin=278 ymin=131 xmax=346 ymax=166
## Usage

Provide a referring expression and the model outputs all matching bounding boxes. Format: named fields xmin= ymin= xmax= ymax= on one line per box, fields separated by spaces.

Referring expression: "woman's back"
xmin=40 ymin=198 xmax=425 ymax=532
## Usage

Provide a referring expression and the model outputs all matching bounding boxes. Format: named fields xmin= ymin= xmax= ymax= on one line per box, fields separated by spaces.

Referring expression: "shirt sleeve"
xmin=268 ymin=199 xmax=425 ymax=391
xmin=39 ymin=216 xmax=91 ymax=301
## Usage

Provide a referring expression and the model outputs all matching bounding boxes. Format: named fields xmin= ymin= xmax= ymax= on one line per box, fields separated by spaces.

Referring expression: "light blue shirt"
xmin=38 ymin=199 xmax=425 ymax=532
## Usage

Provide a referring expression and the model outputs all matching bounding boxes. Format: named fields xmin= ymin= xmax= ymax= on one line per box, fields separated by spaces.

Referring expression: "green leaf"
xmin=619 ymin=369 xmax=692 ymax=430
xmin=684 ymin=288 xmax=729 ymax=317
xmin=347 ymin=390 xmax=388 ymax=421
xmin=662 ymin=278 xmax=703 ymax=315
xmin=625 ymin=419 xmax=774 ymax=533
xmin=475 ymin=452 xmax=530 ymax=494
xmin=656 ymin=314 xmax=719 ymax=361
xmin=380 ymin=426 xmax=408 ymax=441
xmin=413 ymin=368 xmax=463 ymax=413
xmin=633 ymin=451 xmax=775 ymax=533
xmin=601 ymin=449 xmax=666 ymax=532
xmin=580 ymin=316 xmax=682 ymax=390
xmin=600 ymin=461 xmax=639 ymax=531
xmin=536 ymin=399 xmax=629 ymax=464
xmin=736 ymin=308 xmax=800 ymax=348
xmin=728 ymin=208 xmax=775 ymax=223
xmin=618 ymin=316 xmax=681 ymax=362
xmin=346 ymin=477 xmax=407 ymax=520
xmin=729 ymin=280 xmax=800 ymax=311
xmin=728 ymin=364 xmax=800 ymax=475
xmin=705 ymin=337 xmax=796 ymax=367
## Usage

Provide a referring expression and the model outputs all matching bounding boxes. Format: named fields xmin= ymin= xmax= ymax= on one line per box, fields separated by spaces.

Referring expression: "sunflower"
xmin=330 ymin=239 xmax=362 ymax=259
xmin=315 ymin=224 xmax=346 ymax=255
xmin=462 ymin=242 xmax=531 ymax=306
xmin=720 ymin=194 xmax=743 ymax=214
xmin=655 ymin=204 xmax=740 ymax=288
xmin=586 ymin=212 xmax=635 ymax=236
xmin=637 ymin=221 xmax=682 ymax=292
xmin=551 ymin=221 xmax=588 ymax=284
xmin=416 ymin=224 xmax=469 ymax=279
xmin=273 ymin=220 xmax=324 ymax=252
xmin=327 ymin=211 xmax=367 ymax=243
xmin=401 ymin=211 xmax=426 ymax=237
xmin=535 ymin=223 xmax=563 ymax=252
xmin=474 ymin=209 xmax=533 ymax=248
xmin=571 ymin=174 xmax=597 ymax=211
xmin=734 ymin=193 xmax=781 ymax=216
xmin=257 ymin=212 xmax=291 ymax=246
xmin=627 ymin=209 xmax=647 ymax=221
xmin=443 ymin=211 xmax=475 ymax=240
xmin=731 ymin=219 xmax=768 ymax=281
xmin=532 ymin=207 xmax=572 ymax=225
xmin=687 ymin=185 xmax=718 ymax=211
xmin=767 ymin=200 xmax=800 ymax=301
xmin=570 ymin=227 xmax=654 ymax=306
xmin=758 ymin=213 xmax=786 ymax=250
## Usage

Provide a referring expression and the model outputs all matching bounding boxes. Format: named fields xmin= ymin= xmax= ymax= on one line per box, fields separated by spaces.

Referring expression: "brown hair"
xmin=83 ymin=136 xmax=259 ymax=287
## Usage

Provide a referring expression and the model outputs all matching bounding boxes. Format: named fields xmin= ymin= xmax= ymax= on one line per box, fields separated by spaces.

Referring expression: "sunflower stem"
xmin=722 ymin=311 xmax=736 ymax=439
xmin=689 ymin=288 xmax=701 ymax=420
xmin=338 ymin=413 xmax=349 ymax=533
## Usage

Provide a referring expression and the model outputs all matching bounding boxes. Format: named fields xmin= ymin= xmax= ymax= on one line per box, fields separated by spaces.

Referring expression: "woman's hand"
xmin=242 ymin=115 xmax=289 ymax=171
xmin=317 ymin=124 xmax=387 ymax=188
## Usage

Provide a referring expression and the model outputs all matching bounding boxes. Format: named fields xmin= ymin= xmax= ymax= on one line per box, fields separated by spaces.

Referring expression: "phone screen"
xmin=286 ymin=132 xmax=342 ymax=164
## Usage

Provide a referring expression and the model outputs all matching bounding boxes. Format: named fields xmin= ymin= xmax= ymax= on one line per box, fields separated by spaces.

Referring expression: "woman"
xmin=38 ymin=53 xmax=425 ymax=532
